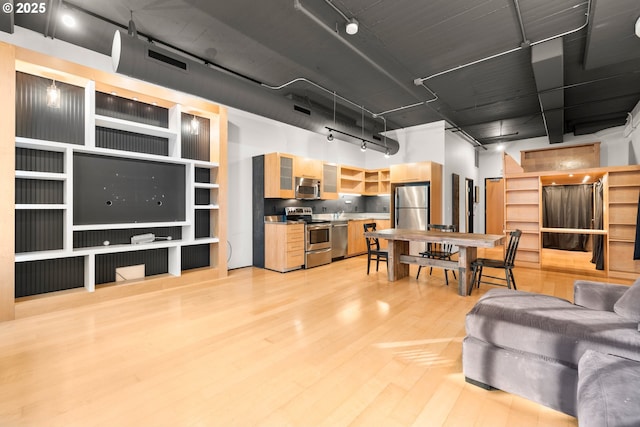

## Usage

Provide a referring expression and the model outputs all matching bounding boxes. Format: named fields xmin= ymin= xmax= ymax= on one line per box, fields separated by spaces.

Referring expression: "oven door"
xmin=306 ymin=224 xmax=331 ymax=251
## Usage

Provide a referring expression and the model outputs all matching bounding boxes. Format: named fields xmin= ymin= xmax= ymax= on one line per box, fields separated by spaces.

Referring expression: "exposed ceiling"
xmin=6 ymin=0 xmax=640 ymax=150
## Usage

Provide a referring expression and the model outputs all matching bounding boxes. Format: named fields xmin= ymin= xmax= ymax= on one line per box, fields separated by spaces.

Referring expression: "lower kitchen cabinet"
xmin=265 ymin=223 xmax=305 ymax=272
xmin=347 ymin=219 xmax=370 ymax=256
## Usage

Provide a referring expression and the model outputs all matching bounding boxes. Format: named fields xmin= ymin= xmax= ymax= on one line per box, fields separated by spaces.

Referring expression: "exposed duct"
xmin=531 ymin=38 xmax=565 ymax=143
xmin=111 ymin=30 xmax=399 ymax=155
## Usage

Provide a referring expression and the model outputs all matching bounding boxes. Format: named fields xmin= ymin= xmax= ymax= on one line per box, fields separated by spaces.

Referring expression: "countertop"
xmin=264 ymin=213 xmax=390 ymax=223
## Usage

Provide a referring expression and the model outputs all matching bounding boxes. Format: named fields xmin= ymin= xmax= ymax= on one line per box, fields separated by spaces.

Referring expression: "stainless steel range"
xmin=285 ymin=207 xmax=332 ymax=268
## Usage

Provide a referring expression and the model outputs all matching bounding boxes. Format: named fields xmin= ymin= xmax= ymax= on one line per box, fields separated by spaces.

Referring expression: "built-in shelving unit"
xmin=504 ymin=176 xmax=541 ymax=268
xmin=8 ymin=51 xmax=227 ymax=307
xmin=607 ymin=169 xmax=640 ymax=278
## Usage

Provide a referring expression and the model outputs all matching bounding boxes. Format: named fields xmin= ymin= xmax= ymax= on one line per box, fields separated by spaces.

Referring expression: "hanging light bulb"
xmin=384 ymin=148 xmax=390 ymax=158
xmin=190 ymin=115 xmax=199 ymax=135
xmin=360 ymin=141 xmax=367 ymax=152
xmin=46 ymin=80 xmax=61 ymax=108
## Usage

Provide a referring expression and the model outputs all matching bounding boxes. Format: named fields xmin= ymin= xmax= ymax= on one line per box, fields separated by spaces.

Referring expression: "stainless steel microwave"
xmin=295 ymin=177 xmax=321 ymax=200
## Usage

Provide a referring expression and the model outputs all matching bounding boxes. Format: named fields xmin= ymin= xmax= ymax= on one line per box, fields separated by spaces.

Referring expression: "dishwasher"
xmin=331 ymin=220 xmax=348 ymax=260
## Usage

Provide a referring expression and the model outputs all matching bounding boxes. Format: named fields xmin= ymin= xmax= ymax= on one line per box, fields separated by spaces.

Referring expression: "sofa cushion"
xmin=465 ymin=289 xmax=640 ymax=367
xmin=613 ymin=277 xmax=640 ymax=321
xmin=577 ymin=350 xmax=640 ymax=427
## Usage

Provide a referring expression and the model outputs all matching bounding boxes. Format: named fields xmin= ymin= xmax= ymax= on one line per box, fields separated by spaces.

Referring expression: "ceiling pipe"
xmin=293 ymin=0 xmax=421 ymax=103
xmin=111 ymin=30 xmax=400 ymax=155
xmin=413 ymin=0 xmax=592 ymax=86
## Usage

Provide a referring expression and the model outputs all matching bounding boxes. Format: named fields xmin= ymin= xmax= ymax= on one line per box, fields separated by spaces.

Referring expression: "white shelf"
xmin=194 ymin=183 xmax=219 ymax=189
xmin=194 ymin=204 xmax=219 ymax=210
xmin=95 ymin=115 xmax=177 ymax=140
xmin=73 ymin=239 xmax=183 ymax=256
xmin=16 ymin=204 xmax=67 ymax=210
xmin=193 ymin=160 xmax=220 ymax=169
xmin=16 ymin=249 xmax=75 ymax=262
xmin=16 ymin=137 xmax=69 ymax=152
xmin=73 ymin=221 xmax=190 ymax=231
xmin=188 ymin=237 xmax=220 ymax=245
xmin=16 ymin=171 xmax=67 ymax=181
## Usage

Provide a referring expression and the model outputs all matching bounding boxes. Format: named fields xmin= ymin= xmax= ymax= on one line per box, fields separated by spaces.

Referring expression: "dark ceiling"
xmin=7 ymin=0 xmax=640 ymax=148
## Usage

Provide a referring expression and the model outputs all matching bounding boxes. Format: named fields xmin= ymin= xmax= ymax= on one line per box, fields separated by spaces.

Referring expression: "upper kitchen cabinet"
xmin=294 ymin=156 xmax=322 ymax=180
xmin=391 ymin=162 xmax=435 ymax=183
xmin=264 ymin=152 xmax=295 ymax=198
xmin=322 ymin=163 xmax=339 ymax=200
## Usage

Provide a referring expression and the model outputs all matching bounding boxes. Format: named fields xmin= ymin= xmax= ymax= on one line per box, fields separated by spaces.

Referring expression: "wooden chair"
xmin=468 ymin=229 xmax=522 ymax=295
xmin=363 ymin=223 xmax=388 ymax=274
xmin=417 ymin=224 xmax=457 ymax=285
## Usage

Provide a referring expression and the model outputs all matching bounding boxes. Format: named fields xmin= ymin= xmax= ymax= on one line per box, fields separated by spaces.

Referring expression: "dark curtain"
xmin=542 ymin=184 xmax=593 ymax=251
xmin=591 ymin=180 xmax=604 ymax=270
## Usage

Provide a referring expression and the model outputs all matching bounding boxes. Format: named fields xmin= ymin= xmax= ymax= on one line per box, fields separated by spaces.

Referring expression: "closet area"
xmin=502 ymin=143 xmax=640 ymax=280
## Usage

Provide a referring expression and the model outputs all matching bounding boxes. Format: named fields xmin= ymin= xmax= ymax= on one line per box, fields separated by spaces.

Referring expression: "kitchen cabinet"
xmin=264 ymin=152 xmax=295 ymax=198
xmin=375 ymin=219 xmax=391 ymax=249
xmin=339 ymin=166 xmax=364 ymax=194
xmin=607 ymin=169 xmax=640 ymax=279
xmin=347 ymin=219 xmax=370 ymax=256
xmin=294 ymin=156 xmax=322 ymax=180
xmin=390 ymin=162 xmax=433 ymax=183
xmin=322 ymin=163 xmax=339 ymax=200
xmin=364 ymin=168 xmax=391 ymax=195
xmin=264 ymin=223 xmax=305 ymax=272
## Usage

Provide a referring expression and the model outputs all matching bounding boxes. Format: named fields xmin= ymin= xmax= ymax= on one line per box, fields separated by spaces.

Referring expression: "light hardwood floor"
xmin=1 ymin=254 xmax=631 ymax=427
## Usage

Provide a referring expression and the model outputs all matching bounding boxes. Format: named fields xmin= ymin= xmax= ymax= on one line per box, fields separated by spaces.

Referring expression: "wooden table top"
xmin=365 ymin=228 xmax=505 ymax=248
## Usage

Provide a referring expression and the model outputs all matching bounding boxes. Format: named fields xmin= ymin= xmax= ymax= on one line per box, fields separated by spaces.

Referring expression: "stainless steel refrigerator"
xmin=395 ymin=184 xmax=430 ymax=254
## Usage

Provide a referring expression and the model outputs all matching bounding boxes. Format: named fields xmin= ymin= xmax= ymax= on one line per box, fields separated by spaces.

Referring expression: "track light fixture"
xmin=46 ymin=80 xmax=61 ymax=108
xmin=384 ymin=148 xmax=390 ymax=158
xmin=346 ymin=18 xmax=359 ymax=35
xmin=360 ymin=141 xmax=367 ymax=152
xmin=636 ymin=16 xmax=640 ymax=38
xmin=327 ymin=132 xmax=334 ymax=141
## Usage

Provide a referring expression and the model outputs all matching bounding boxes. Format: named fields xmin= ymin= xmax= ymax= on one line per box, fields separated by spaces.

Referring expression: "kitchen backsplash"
xmin=264 ymin=194 xmax=390 ymax=216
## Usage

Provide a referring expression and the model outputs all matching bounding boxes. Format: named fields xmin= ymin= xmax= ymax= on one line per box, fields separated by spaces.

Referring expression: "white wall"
xmin=444 ymin=131 xmax=479 ymax=232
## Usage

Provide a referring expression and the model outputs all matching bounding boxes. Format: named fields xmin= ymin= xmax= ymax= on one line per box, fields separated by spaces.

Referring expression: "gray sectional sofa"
xmin=463 ymin=278 xmax=640 ymax=424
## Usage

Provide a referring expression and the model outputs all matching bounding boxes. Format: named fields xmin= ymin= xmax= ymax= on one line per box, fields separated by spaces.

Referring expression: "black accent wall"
xmin=15 ymin=258 xmax=85 ymax=298
xmin=182 ymin=245 xmax=210 ymax=270
xmin=16 ymin=72 xmax=85 ymax=144
xmin=15 ymin=210 xmax=64 ymax=253
xmin=16 ymin=147 xmax=64 ymax=172
xmin=181 ymin=113 xmax=210 ymax=161
xmin=96 ymin=127 xmax=169 ymax=156
xmin=95 ymin=92 xmax=169 ymax=127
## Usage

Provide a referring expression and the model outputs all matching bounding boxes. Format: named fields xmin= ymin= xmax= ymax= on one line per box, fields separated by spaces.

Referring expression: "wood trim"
xmin=0 ymin=43 xmax=15 ymax=321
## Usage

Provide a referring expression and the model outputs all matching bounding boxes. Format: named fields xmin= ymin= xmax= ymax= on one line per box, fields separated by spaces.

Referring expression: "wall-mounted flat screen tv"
xmin=73 ymin=153 xmax=186 ymax=225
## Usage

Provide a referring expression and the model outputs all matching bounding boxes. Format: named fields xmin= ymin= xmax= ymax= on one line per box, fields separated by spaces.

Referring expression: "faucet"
xmin=334 ymin=210 xmax=344 ymax=219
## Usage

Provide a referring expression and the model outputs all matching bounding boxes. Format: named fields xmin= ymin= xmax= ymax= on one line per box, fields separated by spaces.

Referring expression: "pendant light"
xmin=46 ymin=80 xmax=61 ymax=108
xmin=327 ymin=91 xmax=336 ymax=141
xmin=190 ymin=115 xmax=200 ymax=135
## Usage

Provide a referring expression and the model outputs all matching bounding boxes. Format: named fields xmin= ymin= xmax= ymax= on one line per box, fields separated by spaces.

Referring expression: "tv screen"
xmin=73 ymin=153 xmax=186 ymax=225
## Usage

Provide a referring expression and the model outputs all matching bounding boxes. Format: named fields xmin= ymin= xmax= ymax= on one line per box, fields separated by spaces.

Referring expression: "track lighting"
xmin=190 ymin=115 xmax=199 ymax=135
xmin=46 ymin=80 xmax=61 ymax=108
xmin=327 ymin=132 xmax=334 ymax=141
xmin=346 ymin=18 xmax=359 ymax=35
xmin=636 ymin=16 xmax=640 ymax=38
xmin=384 ymin=149 xmax=390 ymax=158
xmin=360 ymin=141 xmax=367 ymax=152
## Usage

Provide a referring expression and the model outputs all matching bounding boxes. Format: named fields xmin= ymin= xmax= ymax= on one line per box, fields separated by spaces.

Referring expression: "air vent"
xmin=148 ymin=49 xmax=188 ymax=71
xmin=293 ymin=105 xmax=311 ymax=116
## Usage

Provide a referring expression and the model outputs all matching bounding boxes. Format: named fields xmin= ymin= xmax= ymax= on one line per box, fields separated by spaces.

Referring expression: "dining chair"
xmin=468 ymin=229 xmax=522 ymax=295
xmin=417 ymin=224 xmax=457 ymax=285
xmin=363 ymin=223 xmax=388 ymax=274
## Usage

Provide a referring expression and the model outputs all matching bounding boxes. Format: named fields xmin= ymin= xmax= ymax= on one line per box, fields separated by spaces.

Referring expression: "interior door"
xmin=465 ymin=178 xmax=474 ymax=233
xmin=485 ymin=178 xmax=504 ymax=235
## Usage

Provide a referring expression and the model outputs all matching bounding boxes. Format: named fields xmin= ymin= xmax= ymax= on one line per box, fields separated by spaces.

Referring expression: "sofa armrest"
xmin=573 ymin=280 xmax=628 ymax=311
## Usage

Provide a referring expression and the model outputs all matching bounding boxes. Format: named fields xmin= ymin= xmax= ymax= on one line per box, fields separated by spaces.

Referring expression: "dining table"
xmin=363 ymin=228 xmax=505 ymax=296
